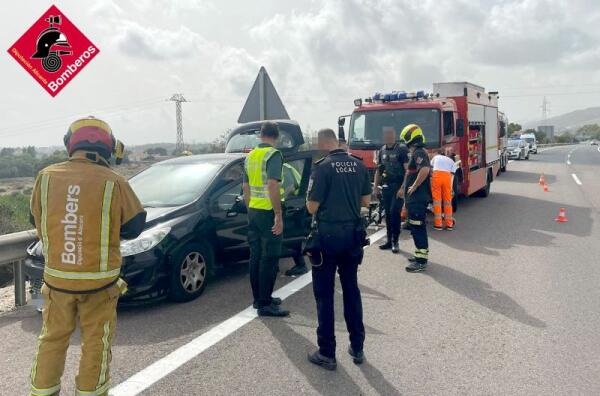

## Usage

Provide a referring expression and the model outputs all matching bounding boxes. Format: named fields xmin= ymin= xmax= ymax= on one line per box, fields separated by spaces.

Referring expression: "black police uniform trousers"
xmin=247 ymin=208 xmax=282 ymax=308
xmin=312 ymin=221 xmax=365 ymax=358
xmin=406 ymin=201 xmax=429 ymax=264
xmin=381 ymin=182 xmax=403 ymax=243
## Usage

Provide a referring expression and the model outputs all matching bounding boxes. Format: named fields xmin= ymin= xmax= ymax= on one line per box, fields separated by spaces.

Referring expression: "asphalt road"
xmin=1 ymin=144 xmax=599 ymax=396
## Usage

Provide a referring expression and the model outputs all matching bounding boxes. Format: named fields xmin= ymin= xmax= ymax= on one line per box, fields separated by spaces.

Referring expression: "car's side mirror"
xmin=456 ymin=119 xmax=465 ymax=137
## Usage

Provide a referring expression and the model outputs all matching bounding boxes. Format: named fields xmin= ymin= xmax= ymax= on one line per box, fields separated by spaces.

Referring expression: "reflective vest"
xmin=245 ymin=146 xmax=283 ymax=210
xmin=282 ymin=162 xmax=301 ymax=196
xmin=30 ymin=151 xmax=144 ymax=292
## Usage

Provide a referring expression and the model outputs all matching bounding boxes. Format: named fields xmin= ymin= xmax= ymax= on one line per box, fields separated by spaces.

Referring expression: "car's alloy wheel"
xmin=168 ymin=242 xmax=214 ymax=302
xmin=180 ymin=252 xmax=206 ymax=293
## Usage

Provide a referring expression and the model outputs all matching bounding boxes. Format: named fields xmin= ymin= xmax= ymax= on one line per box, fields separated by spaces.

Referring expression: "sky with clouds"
xmin=1 ymin=0 xmax=600 ymax=148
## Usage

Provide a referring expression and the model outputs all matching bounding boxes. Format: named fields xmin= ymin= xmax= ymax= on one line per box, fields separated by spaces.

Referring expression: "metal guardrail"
xmin=0 ymin=229 xmax=37 ymax=307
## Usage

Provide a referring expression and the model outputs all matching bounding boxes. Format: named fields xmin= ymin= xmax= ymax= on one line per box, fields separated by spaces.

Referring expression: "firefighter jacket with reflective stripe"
xmin=244 ymin=146 xmax=283 ymax=210
xmin=30 ymin=151 xmax=146 ymax=292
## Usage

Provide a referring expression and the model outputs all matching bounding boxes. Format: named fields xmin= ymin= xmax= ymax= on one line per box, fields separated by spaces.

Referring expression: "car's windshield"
xmin=129 ymin=162 xmax=221 ymax=207
xmin=349 ymin=109 xmax=440 ymax=148
xmin=225 ymin=129 xmax=296 ymax=152
xmin=522 ymin=137 xmax=535 ymax=144
xmin=508 ymin=140 xmax=520 ymax=147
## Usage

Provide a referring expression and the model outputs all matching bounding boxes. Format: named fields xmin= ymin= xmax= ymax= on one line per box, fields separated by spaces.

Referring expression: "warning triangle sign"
xmin=238 ymin=66 xmax=290 ymax=123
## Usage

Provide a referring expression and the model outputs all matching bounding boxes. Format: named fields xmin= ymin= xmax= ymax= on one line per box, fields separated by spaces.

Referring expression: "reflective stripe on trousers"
xmin=431 ymin=170 xmax=453 ymax=228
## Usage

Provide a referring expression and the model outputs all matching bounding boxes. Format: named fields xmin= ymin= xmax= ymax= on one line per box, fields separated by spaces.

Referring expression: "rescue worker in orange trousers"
xmin=28 ymin=117 xmax=146 ymax=396
xmin=430 ymin=149 xmax=457 ymax=231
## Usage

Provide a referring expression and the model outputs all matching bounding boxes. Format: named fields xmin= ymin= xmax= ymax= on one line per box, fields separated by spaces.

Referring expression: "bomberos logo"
xmin=7 ymin=5 xmax=100 ymax=97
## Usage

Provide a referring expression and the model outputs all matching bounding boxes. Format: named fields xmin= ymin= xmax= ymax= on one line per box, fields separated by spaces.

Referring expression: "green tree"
xmin=0 ymin=148 xmax=15 ymax=157
xmin=576 ymin=124 xmax=600 ymax=140
xmin=507 ymin=122 xmax=522 ymax=136
xmin=534 ymin=130 xmax=547 ymax=144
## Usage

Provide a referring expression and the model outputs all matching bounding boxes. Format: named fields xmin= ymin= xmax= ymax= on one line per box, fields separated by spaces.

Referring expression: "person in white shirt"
xmin=430 ymin=149 xmax=457 ymax=230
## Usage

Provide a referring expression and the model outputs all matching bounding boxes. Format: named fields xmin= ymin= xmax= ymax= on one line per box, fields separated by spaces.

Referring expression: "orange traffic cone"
xmin=543 ymin=183 xmax=549 ymax=192
xmin=539 ymin=173 xmax=545 ymax=185
xmin=555 ymin=207 xmax=568 ymax=222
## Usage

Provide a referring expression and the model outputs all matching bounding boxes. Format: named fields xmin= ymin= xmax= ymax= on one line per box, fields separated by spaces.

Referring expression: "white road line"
xmin=597 ymin=146 xmax=600 ymax=153
xmin=508 ymin=160 xmax=514 ymax=163
xmin=111 ymin=228 xmax=387 ymax=396
xmin=567 ymin=160 xmax=571 ymax=165
xmin=571 ymin=173 xmax=583 ymax=186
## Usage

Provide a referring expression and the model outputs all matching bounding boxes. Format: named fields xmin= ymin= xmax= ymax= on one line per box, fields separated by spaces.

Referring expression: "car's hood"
xmin=144 ymin=206 xmax=180 ymax=222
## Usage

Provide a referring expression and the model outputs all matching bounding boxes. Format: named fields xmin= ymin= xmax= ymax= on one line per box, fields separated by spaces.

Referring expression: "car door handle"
xmin=286 ymin=207 xmax=302 ymax=215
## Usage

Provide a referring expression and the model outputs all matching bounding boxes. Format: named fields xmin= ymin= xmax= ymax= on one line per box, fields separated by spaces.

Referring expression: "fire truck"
xmin=339 ymin=82 xmax=505 ymax=207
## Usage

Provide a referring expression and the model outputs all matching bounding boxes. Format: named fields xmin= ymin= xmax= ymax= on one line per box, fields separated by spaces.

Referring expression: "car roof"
xmin=153 ymin=153 xmax=245 ymax=166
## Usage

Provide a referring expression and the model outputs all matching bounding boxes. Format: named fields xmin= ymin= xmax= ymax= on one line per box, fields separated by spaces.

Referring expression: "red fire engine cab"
xmin=339 ymin=82 xmax=504 ymax=201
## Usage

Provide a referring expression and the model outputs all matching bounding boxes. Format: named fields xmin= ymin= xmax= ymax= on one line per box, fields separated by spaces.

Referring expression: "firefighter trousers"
xmin=431 ymin=170 xmax=453 ymax=228
xmin=407 ymin=202 xmax=429 ymax=264
xmin=30 ymin=282 xmax=121 ymax=396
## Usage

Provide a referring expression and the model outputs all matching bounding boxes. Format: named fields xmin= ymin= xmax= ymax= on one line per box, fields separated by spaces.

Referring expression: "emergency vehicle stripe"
xmin=30 ymin=383 xmax=61 ymax=396
xmin=97 ymin=321 xmax=110 ymax=389
xmin=44 ymin=267 xmax=120 ymax=280
xmin=40 ymin=174 xmax=50 ymax=261
xmin=99 ymin=181 xmax=115 ymax=272
xmin=76 ymin=381 xmax=110 ymax=396
xmin=30 ymin=322 xmax=48 ymax=389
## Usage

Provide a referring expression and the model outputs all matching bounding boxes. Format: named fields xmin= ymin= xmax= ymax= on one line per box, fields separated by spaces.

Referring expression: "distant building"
xmin=537 ymin=125 xmax=555 ymax=141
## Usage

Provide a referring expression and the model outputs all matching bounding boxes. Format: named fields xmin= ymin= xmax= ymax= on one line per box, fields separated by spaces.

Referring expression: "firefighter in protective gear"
xmin=29 ymin=117 xmax=146 ymax=396
xmin=374 ymin=126 xmax=409 ymax=254
xmin=400 ymin=124 xmax=432 ymax=272
xmin=243 ymin=121 xmax=290 ymax=317
xmin=430 ymin=149 xmax=457 ymax=230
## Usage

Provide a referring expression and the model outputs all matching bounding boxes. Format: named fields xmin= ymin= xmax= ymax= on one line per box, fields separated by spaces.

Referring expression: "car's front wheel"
xmin=168 ymin=242 xmax=213 ymax=302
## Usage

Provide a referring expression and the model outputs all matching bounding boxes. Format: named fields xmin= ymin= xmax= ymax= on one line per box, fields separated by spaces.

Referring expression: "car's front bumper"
xmin=23 ymin=249 xmax=170 ymax=304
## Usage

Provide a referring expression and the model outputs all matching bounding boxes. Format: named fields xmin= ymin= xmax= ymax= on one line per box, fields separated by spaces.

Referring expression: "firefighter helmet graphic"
xmin=31 ymin=15 xmax=72 ymax=73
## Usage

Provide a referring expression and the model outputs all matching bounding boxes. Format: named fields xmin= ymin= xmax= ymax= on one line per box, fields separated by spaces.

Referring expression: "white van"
xmin=520 ymin=133 xmax=538 ymax=154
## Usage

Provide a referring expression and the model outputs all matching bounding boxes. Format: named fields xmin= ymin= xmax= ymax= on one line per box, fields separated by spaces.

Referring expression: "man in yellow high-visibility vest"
xmin=28 ymin=117 xmax=146 ymax=396
xmin=243 ymin=121 xmax=290 ymax=317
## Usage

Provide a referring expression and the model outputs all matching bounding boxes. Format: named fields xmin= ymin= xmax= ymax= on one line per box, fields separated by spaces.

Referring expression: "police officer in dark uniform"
xmin=400 ymin=124 xmax=432 ymax=272
xmin=374 ymin=126 xmax=410 ymax=253
xmin=305 ymin=128 xmax=372 ymax=370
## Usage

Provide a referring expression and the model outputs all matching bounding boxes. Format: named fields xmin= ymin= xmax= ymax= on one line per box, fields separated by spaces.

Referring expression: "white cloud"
xmin=3 ymin=0 xmax=600 ymax=148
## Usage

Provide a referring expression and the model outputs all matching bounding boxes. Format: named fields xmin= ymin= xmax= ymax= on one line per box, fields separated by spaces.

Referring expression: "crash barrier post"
xmin=0 ymin=229 xmax=37 ymax=308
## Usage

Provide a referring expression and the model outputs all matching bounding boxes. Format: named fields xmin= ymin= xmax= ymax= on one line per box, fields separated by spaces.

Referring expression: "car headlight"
xmin=120 ymin=226 xmax=171 ymax=257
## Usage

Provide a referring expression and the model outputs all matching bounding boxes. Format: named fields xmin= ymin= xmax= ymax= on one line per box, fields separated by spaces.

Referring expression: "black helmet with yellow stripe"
xmin=400 ymin=124 xmax=426 ymax=147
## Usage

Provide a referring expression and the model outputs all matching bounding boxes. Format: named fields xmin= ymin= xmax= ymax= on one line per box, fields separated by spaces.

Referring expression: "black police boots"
xmin=285 ymin=265 xmax=308 ymax=276
xmin=379 ymin=240 xmax=393 ymax=250
xmin=391 ymin=241 xmax=400 ymax=254
xmin=308 ymin=350 xmax=337 ymax=370
xmin=348 ymin=346 xmax=365 ymax=365
xmin=253 ymin=297 xmax=282 ymax=309
xmin=257 ymin=303 xmax=290 ymax=317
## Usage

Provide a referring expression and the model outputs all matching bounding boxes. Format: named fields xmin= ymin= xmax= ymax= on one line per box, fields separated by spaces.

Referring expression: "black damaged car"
xmin=24 ymin=151 xmax=316 ymax=303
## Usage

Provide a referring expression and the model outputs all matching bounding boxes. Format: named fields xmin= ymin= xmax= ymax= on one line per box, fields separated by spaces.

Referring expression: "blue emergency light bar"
xmin=369 ymin=90 xmax=428 ymax=103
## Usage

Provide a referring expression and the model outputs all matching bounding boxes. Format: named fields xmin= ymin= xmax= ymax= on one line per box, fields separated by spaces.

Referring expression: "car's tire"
xmin=168 ymin=242 xmax=214 ymax=302
xmin=476 ymin=170 xmax=492 ymax=198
